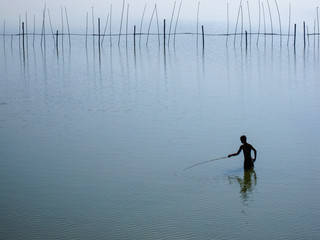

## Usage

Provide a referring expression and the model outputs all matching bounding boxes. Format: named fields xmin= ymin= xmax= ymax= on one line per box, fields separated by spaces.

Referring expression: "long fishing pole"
xmin=184 ymin=156 xmax=228 ymax=171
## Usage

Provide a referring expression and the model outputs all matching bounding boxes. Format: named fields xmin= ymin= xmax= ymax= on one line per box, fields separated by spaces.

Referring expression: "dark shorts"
xmin=244 ymin=159 xmax=254 ymax=169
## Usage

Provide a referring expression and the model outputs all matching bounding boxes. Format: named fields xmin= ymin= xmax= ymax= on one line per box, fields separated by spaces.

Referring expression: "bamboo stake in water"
xmin=101 ymin=13 xmax=109 ymax=46
xmin=40 ymin=5 xmax=46 ymax=47
xmin=226 ymin=3 xmax=230 ymax=46
xmin=184 ymin=157 xmax=228 ymax=171
xmin=110 ymin=4 xmax=112 ymax=47
xmin=294 ymin=23 xmax=297 ymax=48
xmin=33 ymin=15 xmax=35 ymax=47
xmin=234 ymin=0 xmax=242 ymax=46
xmin=155 ymin=4 xmax=160 ymax=47
xmin=22 ymin=22 xmax=25 ymax=51
xmin=3 ymin=20 xmax=5 ymax=50
xmin=56 ymin=30 xmax=58 ymax=50
xmin=65 ymin=6 xmax=71 ymax=47
xmin=168 ymin=1 xmax=176 ymax=47
xmin=126 ymin=4 xmax=129 ymax=48
xmin=98 ymin=18 xmax=101 ymax=48
xmin=85 ymin=12 xmax=88 ymax=47
xmin=196 ymin=1 xmax=200 ymax=47
xmin=256 ymin=0 xmax=261 ymax=46
xmin=173 ymin=1 xmax=182 ymax=48
xmin=266 ymin=0 xmax=273 ymax=46
xmin=146 ymin=4 xmax=157 ymax=46
xmin=245 ymin=30 xmax=248 ymax=49
xmin=240 ymin=4 xmax=243 ymax=47
xmin=317 ymin=7 xmax=319 ymax=48
xmin=202 ymin=25 xmax=204 ymax=49
xmin=247 ymin=1 xmax=252 ymax=45
xmin=118 ymin=0 xmax=125 ymax=47
xmin=163 ymin=19 xmax=166 ymax=49
xmin=134 ymin=25 xmax=136 ymax=49
xmin=274 ymin=0 xmax=282 ymax=46
xmin=48 ymin=9 xmax=55 ymax=43
xmin=262 ymin=2 xmax=266 ymax=47
xmin=303 ymin=21 xmax=306 ymax=49
xmin=25 ymin=12 xmax=28 ymax=53
xmin=61 ymin=6 xmax=64 ymax=48
xmin=139 ymin=4 xmax=147 ymax=47
xmin=287 ymin=3 xmax=291 ymax=46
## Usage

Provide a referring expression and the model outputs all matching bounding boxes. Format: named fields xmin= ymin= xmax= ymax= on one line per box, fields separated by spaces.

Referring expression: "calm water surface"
xmin=0 ymin=34 xmax=319 ymax=239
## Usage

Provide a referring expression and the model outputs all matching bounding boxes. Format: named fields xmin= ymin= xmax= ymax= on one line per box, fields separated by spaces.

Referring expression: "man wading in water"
xmin=228 ymin=135 xmax=257 ymax=170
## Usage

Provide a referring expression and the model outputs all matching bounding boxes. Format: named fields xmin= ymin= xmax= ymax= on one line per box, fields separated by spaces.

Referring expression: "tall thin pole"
xmin=163 ymin=19 xmax=166 ymax=49
xmin=196 ymin=1 xmax=200 ymax=47
xmin=155 ymin=4 xmax=160 ymax=47
xmin=98 ymin=18 xmax=101 ymax=48
xmin=293 ymin=23 xmax=296 ymax=48
xmin=234 ymin=0 xmax=242 ymax=46
xmin=110 ymin=4 xmax=112 ymax=46
xmin=126 ymin=4 xmax=129 ymax=48
xmin=22 ymin=22 xmax=25 ymax=50
xmin=202 ymin=25 xmax=204 ymax=50
xmin=168 ymin=1 xmax=176 ymax=46
xmin=274 ymin=0 xmax=282 ymax=46
xmin=61 ymin=6 xmax=64 ymax=47
xmin=118 ymin=0 xmax=125 ymax=46
xmin=86 ymin=12 xmax=88 ymax=47
xmin=173 ymin=1 xmax=182 ymax=47
xmin=65 ymin=6 xmax=71 ymax=47
xmin=48 ymin=9 xmax=55 ymax=43
xmin=146 ymin=4 xmax=156 ymax=46
xmin=139 ymin=4 xmax=147 ymax=47
xmin=134 ymin=25 xmax=136 ymax=49
xmin=317 ymin=7 xmax=319 ymax=48
xmin=303 ymin=21 xmax=306 ymax=49
xmin=266 ymin=0 xmax=273 ymax=46
xmin=247 ymin=1 xmax=252 ymax=45
xmin=33 ymin=15 xmax=35 ymax=47
xmin=257 ymin=0 xmax=261 ymax=46
xmin=287 ymin=3 xmax=291 ymax=46
xmin=226 ymin=3 xmax=230 ymax=46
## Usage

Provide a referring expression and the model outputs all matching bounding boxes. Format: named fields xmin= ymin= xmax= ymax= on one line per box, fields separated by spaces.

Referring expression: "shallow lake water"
xmin=1 ymin=33 xmax=319 ymax=239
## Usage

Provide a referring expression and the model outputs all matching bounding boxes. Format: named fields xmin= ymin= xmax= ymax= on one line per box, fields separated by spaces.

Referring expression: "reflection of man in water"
xmin=229 ymin=169 xmax=257 ymax=203
xmin=228 ymin=135 xmax=257 ymax=170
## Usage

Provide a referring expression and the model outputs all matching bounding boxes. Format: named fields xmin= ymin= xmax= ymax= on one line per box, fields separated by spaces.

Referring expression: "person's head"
xmin=240 ymin=135 xmax=247 ymax=143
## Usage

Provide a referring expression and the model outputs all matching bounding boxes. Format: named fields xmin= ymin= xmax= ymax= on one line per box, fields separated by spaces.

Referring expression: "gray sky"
xmin=1 ymin=0 xmax=319 ymax=33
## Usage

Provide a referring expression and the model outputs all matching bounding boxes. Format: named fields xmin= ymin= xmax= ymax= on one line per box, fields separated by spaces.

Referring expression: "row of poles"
xmin=2 ymin=0 xmax=320 ymax=52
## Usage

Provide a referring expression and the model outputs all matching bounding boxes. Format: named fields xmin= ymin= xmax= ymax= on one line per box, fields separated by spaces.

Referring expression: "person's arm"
xmin=252 ymin=146 xmax=257 ymax=162
xmin=228 ymin=146 xmax=242 ymax=158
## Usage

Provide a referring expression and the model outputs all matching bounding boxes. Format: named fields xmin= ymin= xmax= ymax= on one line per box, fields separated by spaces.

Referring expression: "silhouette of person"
xmin=228 ymin=135 xmax=257 ymax=170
